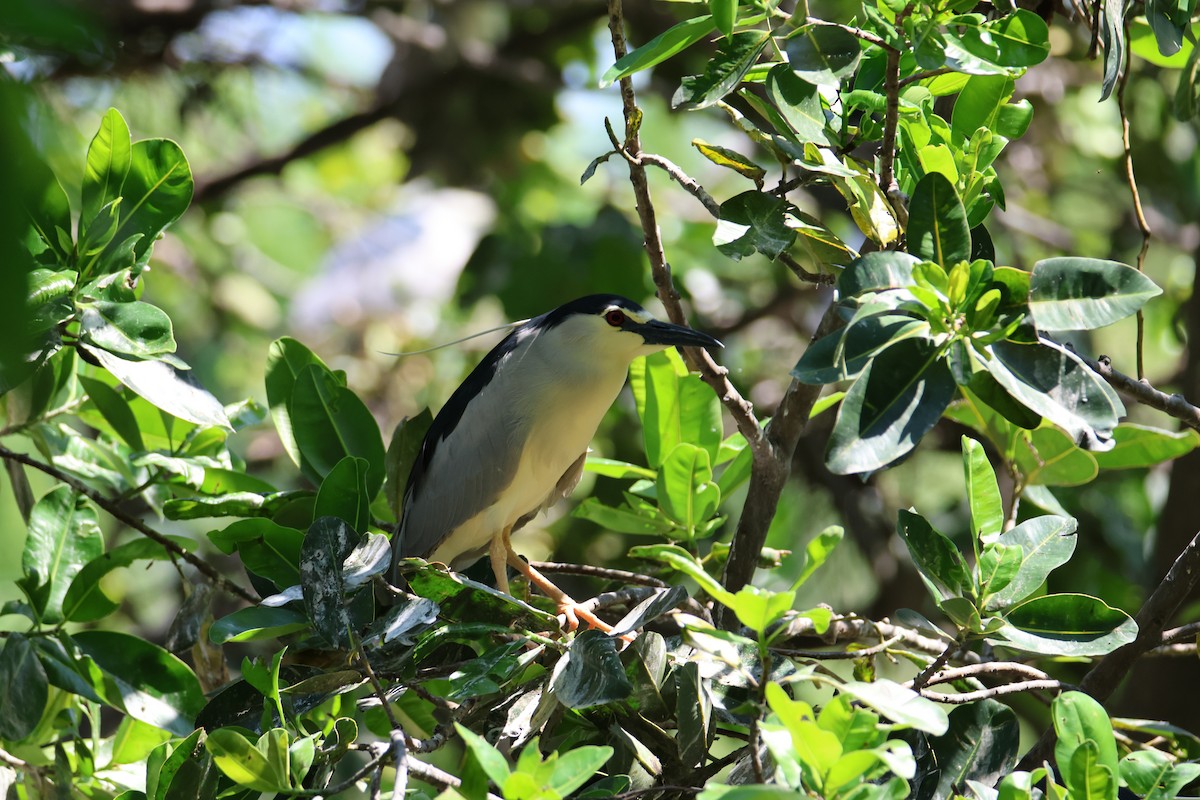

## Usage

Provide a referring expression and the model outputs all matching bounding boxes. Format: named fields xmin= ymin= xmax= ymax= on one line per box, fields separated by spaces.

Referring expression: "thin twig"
xmin=803 ymin=17 xmax=892 ymax=49
xmin=918 ymin=661 xmax=1057 ymax=687
xmin=1116 ymin=28 xmax=1152 ymax=379
xmin=1078 ymin=354 xmax=1200 ymax=431
xmin=1160 ymin=619 xmax=1200 ymax=645
xmin=777 ymin=633 xmax=905 ymax=660
xmin=918 ymin=679 xmax=1064 ymax=704
xmin=529 ymin=561 xmax=667 ymax=587
xmin=897 ymin=67 xmax=955 ymax=88
xmin=0 ymin=444 xmax=258 ymax=604
xmin=910 ymin=640 xmax=958 ymax=691
xmin=779 ymin=252 xmax=836 ymax=285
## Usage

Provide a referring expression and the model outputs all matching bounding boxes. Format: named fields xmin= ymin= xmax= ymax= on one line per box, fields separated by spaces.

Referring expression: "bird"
xmin=390 ymin=294 xmax=723 ymax=631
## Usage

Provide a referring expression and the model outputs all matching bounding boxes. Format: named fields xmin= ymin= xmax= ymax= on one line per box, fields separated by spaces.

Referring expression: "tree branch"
xmin=1078 ymin=353 xmax=1200 ymax=432
xmin=0 ymin=444 xmax=258 ymax=604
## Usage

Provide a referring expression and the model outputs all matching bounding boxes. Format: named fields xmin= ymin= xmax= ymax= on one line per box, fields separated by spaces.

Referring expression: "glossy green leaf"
xmin=78 ymin=300 xmax=176 ymax=359
xmin=987 ymin=340 xmax=1123 ymax=450
xmin=572 ymin=497 xmax=676 ymax=536
xmin=106 ymin=138 xmax=193 ymax=269
xmin=206 ymin=728 xmax=290 ymax=791
xmin=986 ymin=515 xmax=1077 ymax=609
xmin=600 ymin=15 xmax=717 ymax=88
xmin=786 ymin=25 xmax=862 ymax=87
xmin=1029 ymin=257 xmax=1162 ymax=331
xmin=837 ymin=679 xmax=950 ymax=735
xmin=1093 ymin=424 xmax=1200 ymax=469
xmin=629 ymin=543 xmax=734 ymax=606
xmin=928 ymin=700 xmax=1019 ymax=797
xmin=552 ymin=629 xmax=633 ymax=708
xmin=314 ymin=456 xmax=371 ymax=533
xmin=82 ymin=344 xmax=231 ymax=429
xmin=299 ymin=516 xmax=357 ymax=648
xmin=709 ymin=0 xmax=737 ymax=36
xmin=977 ymin=542 xmax=1022 ymax=600
xmin=78 ymin=375 xmax=144 ymax=451
xmin=549 ymin=745 xmax=616 ymax=796
xmin=74 ymin=630 xmax=205 ymax=735
xmin=839 ymin=251 xmax=920 ymax=297
xmin=766 ymin=64 xmax=831 ymax=145
xmin=208 ymin=519 xmax=304 ymax=589
xmin=81 ymin=108 xmax=132 ymax=237
xmin=962 ymin=436 xmax=1003 ymax=543
xmin=998 ymin=593 xmax=1137 ymax=656
xmin=405 ymin=563 xmax=557 ymax=629
xmin=657 ymin=443 xmax=720 ymax=533
xmin=896 ymin=509 xmax=972 ymax=601
xmin=164 ymin=490 xmax=303 ymax=521
xmin=289 ymin=364 xmax=385 ymax=495
xmin=456 ymin=724 xmax=511 ymax=786
xmin=265 ymin=337 xmax=329 ymax=469
xmin=1068 ymin=742 xmax=1117 ymax=800
xmin=908 ymin=173 xmax=970 ymax=268
xmin=0 ymin=634 xmax=48 ymax=741
xmin=62 ymin=536 xmax=190 ymax=622
xmin=827 ymin=337 xmax=956 ymax=475
xmin=714 ymin=190 xmax=800 ymax=260
xmin=792 ymin=315 xmax=928 ymax=384
xmin=952 ymin=76 xmax=1016 ymax=141
xmin=21 ymin=486 xmax=103 ymax=623
xmin=1099 ymin=0 xmax=1126 ymax=99
xmin=1120 ymin=750 xmax=1200 ymax=800
xmin=1054 ymin=691 xmax=1119 ymax=799
xmin=955 ymin=11 xmax=1050 ymax=68
xmin=674 ymin=32 xmax=769 ymax=110
xmin=210 ymin=606 xmax=310 ymax=644
xmin=1014 ymin=427 xmax=1099 ymax=487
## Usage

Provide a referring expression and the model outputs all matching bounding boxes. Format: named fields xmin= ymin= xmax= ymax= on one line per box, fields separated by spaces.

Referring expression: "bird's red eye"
xmin=604 ymin=309 xmax=626 ymax=327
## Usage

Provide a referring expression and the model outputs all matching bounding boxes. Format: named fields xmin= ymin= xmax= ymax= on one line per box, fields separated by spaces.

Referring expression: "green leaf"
xmin=210 ymin=606 xmax=310 ymax=644
xmin=105 ymin=138 xmax=193 ymax=270
xmin=837 ymin=679 xmax=950 ymax=735
xmin=674 ymin=32 xmax=769 ymax=110
xmin=79 ymin=300 xmax=177 ymax=360
xmin=405 ymin=564 xmax=557 ymax=629
xmin=952 ymin=76 xmax=1016 ymax=141
xmin=22 ymin=157 xmax=74 ymax=265
xmin=998 ymin=594 xmax=1137 ymax=656
xmin=289 ymin=364 xmax=386 ymax=496
xmin=1068 ymin=742 xmax=1117 ymax=800
xmin=987 ymin=340 xmax=1124 ymax=450
xmin=73 ymin=630 xmax=205 ymax=735
xmin=896 ymin=509 xmax=972 ymax=601
xmin=385 ymin=408 xmax=433 ymax=520
xmin=1014 ymin=427 xmax=1099 ymax=487
xmin=955 ymin=10 xmax=1050 ymax=68
xmin=62 ymin=536 xmax=191 ymax=622
xmin=265 ymin=337 xmax=329 ymax=469
xmin=78 ymin=375 xmax=144 ymax=451
xmin=1120 ymin=750 xmax=1200 ymax=800
xmin=977 ymin=542 xmax=1022 ymax=601
xmin=573 ymin=497 xmax=677 ymax=536
xmin=929 ymin=701 xmax=1019 ymax=796
xmin=1099 ymin=0 xmax=1126 ymax=100
xmin=729 ymin=584 xmax=796 ymax=635
xmin=629 ymin=543 xmax=734 ymax=607
xmin=314 ymin=456 xmax=372 ymax=533
xmin=714 ymin=190 xmax=801 ymax=260
xmin=986 ymin=515 xmax=1077 ymax=609
xmin=81 ymin=109 xmax=132 ymax=239
xmin=908 ymin=173 xmax=970 ymax=268
xmin=1093 ymin=424 xmax=1200 ymax=469
xmin=1029 ymin=257 xmax=1162 ymax=331
xmin=838 ymin=251 xmax=920 ymax=297
xmin=456 ymin=724 xmax=511 ymax=786
xmin=792 ymin=526 xmax=844 ymax=589
xmin=206 ymin=728 xmax=289 ymax=791
xmin=793 ymin=315 xmax=929 ymax=385
xmin=675 ymin=661 xmax=711 ymax=768
xmin=550 ymin=746 xmax=616 ymax=796
xmin=657 ymin=443 xmax=720 ymax=535
xmin=709 ymin=0 xmax=737 ymax=36
xmin=164 ymin=491 xmax=304 ymax=521
xmin=21 ymin=486 xmax=103 ymax=623
xmin=693 ymin=139 xmax=767 ymax=183
xmin=961 ymin=437 xmax=1003 ymax=545
xmin=1053 ymin=691 xmax=1118 ymax=778
xmin=600 ymin=15 xmax=717 ymax=88
xmin=826 ymin=337 xmax=957 ymax=475
xmin=299 ymin=516 xmax=357 ymax=648
xmin=0 ymin=634 xmax=49 ymax=740
xmin=766 ymin=64 xmax=832 ymax=145
xmin=551 ymin=629 xmax=633 ymax=708
xmin=81 ymin=344 xmax=231 ymax=429
xmin=786 ymin=25 xmax=863 ymax=87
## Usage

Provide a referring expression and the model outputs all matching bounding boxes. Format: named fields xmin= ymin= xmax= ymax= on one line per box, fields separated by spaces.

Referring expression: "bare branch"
xmin=919 ymin=679 xmax=1064 ymax=704
xmin=1117 ymin=27 xmax=1152 ymax=379
xmin=1078 ymin=353 xmax=1200 ymax=432
xmin=0 ymin=444 xmax=258 ymax=604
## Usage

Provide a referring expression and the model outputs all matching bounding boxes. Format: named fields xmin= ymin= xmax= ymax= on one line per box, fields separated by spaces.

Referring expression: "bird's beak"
xmin=636 ymin=319 xmax=723 ymax=351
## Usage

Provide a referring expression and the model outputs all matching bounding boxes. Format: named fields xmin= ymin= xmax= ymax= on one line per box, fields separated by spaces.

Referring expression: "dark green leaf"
xmin=552 ymin=629 xmax=633 ymax=708
xmin=1093 ymin=424 xmax=1200 ymax=469
xmin=1029 ymin=257 xmax=1162 ymax=331
xmin=164 ymin=490 xmax=305 ymax=520
xmin=714 ymin=190 xmax=800 ymax=260
xmin=600 ymin=15 xmax=717 ymax=88
xmin=405 ymin=564 xmax=557 ymax=630
xmin=1014 ymin=427 xmax=1099 ymax=487
xmin=766 ymin=64 xmax=832 ymax=145
xmin=62 ymin=536 xmax=191 ymax=622
xmin=786 ymin=25 xmax=863 ymax=87
xmin=968 ymin=369 xmax=1041 ymax=429
xmin=73 ymin=630 xmax=205 ymax=735
xmin=987 ymin=340 xmax=1123 ymax=450
xmin=827 ymin=337 xmax=957 ymax=474
xmin=674 ymin=32 xmax=769 ymax=110
xmin=78 ymin=300 xmax=176 ymax=359
xmin=908 ymin=173 xmax=970 ymax=268
xmin=315 ymin=456 xmax=372 ymax=533
xmin=928 ymin=701 xmax=1020 ymax=797
xmin=21 ymin=486 xmax=103 ymax=623
xmin=82 ymin=344 xmax=231 ymax=429
xmin=675 ymin=661 xmax=711 ymax=767
xmin=610 ymin=585 xmax=690 ymax=638
xmin=839 ymin=251 xmax=920 ymax=297
xmin=998 ymin=594 xmax=1137 ymax=656
xmin=78 ymin=375 xmax=145 ymax=450
xmin=265 ymin=337 xmax=329 ymax=469
xmin=986 ymin=515 xmax=1077 ymax=609
xmin=210 ymin=606 xmax=310 ymax=644
xmin=106 ymin=139 xmax=193 ymax=270
xmin=896 ymin=509 xmax=972 ymax=601
xmin=1173 ymin=37 xmax=1200 ymax=119
xmin=209 ymin=519 xmax=305 ymax=589
xmin=1099 ymin=0 xmax=1127 ymax=99
xmin=300 ymin=516 xmax=357 ymax=648
xmin=289 ymin=364 xmax=386 ymax=496
xmin=81 ymin=109 xmax=132 ymax=238
xmin=0 ymin=634 xmax=48 ymax=740
xmin=962 ymin=436 xmax=1003 ymax=543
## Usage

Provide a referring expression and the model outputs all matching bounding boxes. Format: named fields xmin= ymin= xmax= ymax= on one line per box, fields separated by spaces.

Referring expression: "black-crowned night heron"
xmin=390 ymin=294 xmax=722 ymax=630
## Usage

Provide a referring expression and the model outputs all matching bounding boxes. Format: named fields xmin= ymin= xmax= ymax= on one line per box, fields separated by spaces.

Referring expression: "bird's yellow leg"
xmin=490 ymin=529 xmax=511 ymax=595
xmin=501 ymin=528 xmax=621 ymax=636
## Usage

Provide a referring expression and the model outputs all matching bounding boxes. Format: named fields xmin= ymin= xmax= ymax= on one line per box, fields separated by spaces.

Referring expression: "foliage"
xmin=3 ymin=0 xmax=1200 ymax=798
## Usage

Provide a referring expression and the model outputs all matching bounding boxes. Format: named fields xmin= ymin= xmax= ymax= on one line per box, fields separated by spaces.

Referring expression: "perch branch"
xmin=1079 ymin=354 xmax=1200 ymax=432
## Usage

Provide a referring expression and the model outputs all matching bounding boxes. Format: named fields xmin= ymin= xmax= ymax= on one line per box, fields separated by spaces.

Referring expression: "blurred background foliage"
xmin=2 ymin=0 xmax=1198 ymax=727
